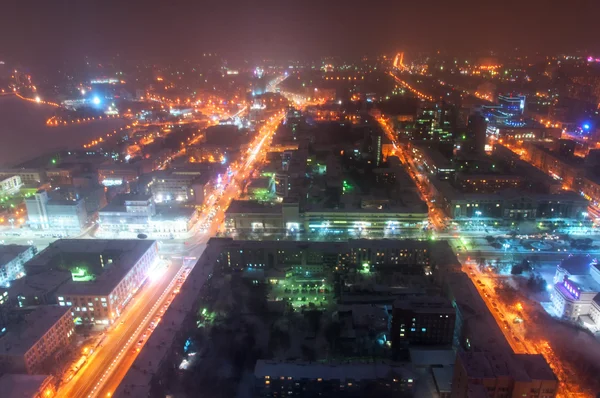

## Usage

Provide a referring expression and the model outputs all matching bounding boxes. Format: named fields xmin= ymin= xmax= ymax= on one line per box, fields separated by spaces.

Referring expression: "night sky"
xmin=1 ymin=0 xmax=600 ymax=61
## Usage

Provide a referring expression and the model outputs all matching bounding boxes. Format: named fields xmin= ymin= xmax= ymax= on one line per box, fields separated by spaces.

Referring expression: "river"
xmin=0 ymin=96 xmax=127 ymax=167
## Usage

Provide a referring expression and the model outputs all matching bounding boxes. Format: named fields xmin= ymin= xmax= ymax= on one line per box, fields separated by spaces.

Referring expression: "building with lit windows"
xmin=0 ymin=305 xmax=74 ymax=374
xmin=98 ymin=194 xmax=198 ymax=237
xmin=215 ymin=238 xmax=459 ymax=284
xmin=26 ymin=239 xmax=159 ymax=325
xmin=0 ymin=175 xmax=22 ymax=196
xmin=0 ymin=245 xmax=35 ymax=288
xmin=497 ymin=94 xmax=526 ymax=116
xmin=391 ymin=297 xmax=456 ymax=352
xmin=24 ymin=190 xmax=88 ymax=234
xmin=550 ymin=255 xmax=600 ymax=331
xmin=147 ymin=170 xmax=212 ymax=205
xmin=0 ymin=168 xmax=45 ymax=186
xmin=254 ymin=360 xmax=416 ymax=398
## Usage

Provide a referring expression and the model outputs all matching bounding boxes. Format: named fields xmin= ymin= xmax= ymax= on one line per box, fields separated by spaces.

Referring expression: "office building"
xmin=497 ymin=94 xmax=526 ymax=116
xmin=98 ymin=194 xmax=198 ymax=237
xmin=254 ymin=360 xmax=416 ymax=397
xmin=0 ymin=175 xmax=22 ymax=196
xmin=0 ymin=245 xmax=35 ymax=288
xmin=97 ymin=163 xmax=142 ymax=187
xmin=149 ymin=171 xmax=211 ymax=205
xmin=7 ymin=270 xmax=72 ymax=308
xmin=24 ymin=190 xmax=88 ymax=234
xmin=25 ymin=239 xmax=158 ymax=325
xmin=0 ymin=169 xmax=45 ymax=186
xmin=391 ymin=297 xmax=456 ymax=350
xmin=0 ymin=306 xmax=74 ymax=374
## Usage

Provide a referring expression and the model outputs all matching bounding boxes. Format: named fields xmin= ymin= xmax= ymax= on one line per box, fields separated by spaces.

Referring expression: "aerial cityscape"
xmin=1 ymin=1 xmax=600 ymax=397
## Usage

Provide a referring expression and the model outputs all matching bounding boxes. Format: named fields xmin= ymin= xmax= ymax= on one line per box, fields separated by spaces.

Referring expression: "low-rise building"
xmin=391 ymin=297 xmax=456 ymax=351
xmin=0 ymin=245 xmax=35 ymax=288
xmin=446 ymin=272 xmax=558 ymax=398
xmin=149 ymin=170 xmax=212 ymax=205
xmin=98 ymin=194 xmax=198 ymax=237
xmin=25 ymin=239 xmax=159 ymax=325
xmin=0 ymin=306 xmax=74 ymax=374
xmin=0 ymin=169 xmax=45 ymax=186
xmin=25 ymin=190 xmax=88 ymax=234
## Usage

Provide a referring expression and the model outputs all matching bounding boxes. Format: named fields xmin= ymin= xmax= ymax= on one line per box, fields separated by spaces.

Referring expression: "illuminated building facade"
xmin=0 ymin=175 xmax=22 ymax=195
xmin=551 ymin=256 xmax=600 ymax=330
xmin=0 ymin=245 xmax=36 ymax=288
xmin=47 ymin=239 xmax=159 ymax=325
xmin=98 ymin=194 xmax=198 ymax=237
xmin=497 ymin=94 xmax=526 ymax=116
xmin=25 ymin=190 xmax=88 ymax=234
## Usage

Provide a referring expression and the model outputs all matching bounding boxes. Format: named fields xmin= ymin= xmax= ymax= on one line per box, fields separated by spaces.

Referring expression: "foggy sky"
xmin=1 ymin=0 xmax=600 ymax=62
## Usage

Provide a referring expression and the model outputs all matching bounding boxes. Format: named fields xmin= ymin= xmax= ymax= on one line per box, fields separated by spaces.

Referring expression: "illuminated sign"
xmin=563 ymin=277 xmax=580 ymax=299
xmin=102 ymin=178 xmax=123 ymax=187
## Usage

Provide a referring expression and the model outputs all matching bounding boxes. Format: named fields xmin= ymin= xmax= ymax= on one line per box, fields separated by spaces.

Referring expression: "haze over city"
xmin=1 ymin=1 xmax=600 ymax=398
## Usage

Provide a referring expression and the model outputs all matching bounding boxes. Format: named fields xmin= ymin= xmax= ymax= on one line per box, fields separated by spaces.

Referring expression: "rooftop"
xmin=393 ymin=296 xmax=455 ymax=314
xmin=0 ymin=374 xmax=52 ymax=397
xmin=558 ymin=255 xmax=596 ymax=276
xmin=8 ymin=270 xmax=72 ymax=298
xmin=0 ymin=305 xmax=71 ymax=357
xmin=514 ymin=354 xmax=558 ymax=382
xmin=26 ymin=239 xmax=157 ymax=296
xmin=254 ymin=359 xmax=415 ymax=382
xmin=226 ymin=200 xmax=282 ymax=215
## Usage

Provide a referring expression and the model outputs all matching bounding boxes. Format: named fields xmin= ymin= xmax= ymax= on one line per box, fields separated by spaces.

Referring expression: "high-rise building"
xmin=498 ymin=94 xmax=526 ymax=116
xmin=464 ymin=112 xmax=487 ymax=155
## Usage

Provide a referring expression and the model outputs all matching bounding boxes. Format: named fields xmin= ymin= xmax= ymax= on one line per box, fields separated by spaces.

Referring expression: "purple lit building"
xmin=550 ymin=255 xmax=600 ymax=331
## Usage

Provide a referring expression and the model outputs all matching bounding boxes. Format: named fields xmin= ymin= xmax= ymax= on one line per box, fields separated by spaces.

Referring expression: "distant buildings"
xmin=0 ymin=306 xmax=73 ymax=374
xmin=0 ymin=245 xmax=35 ymax=288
